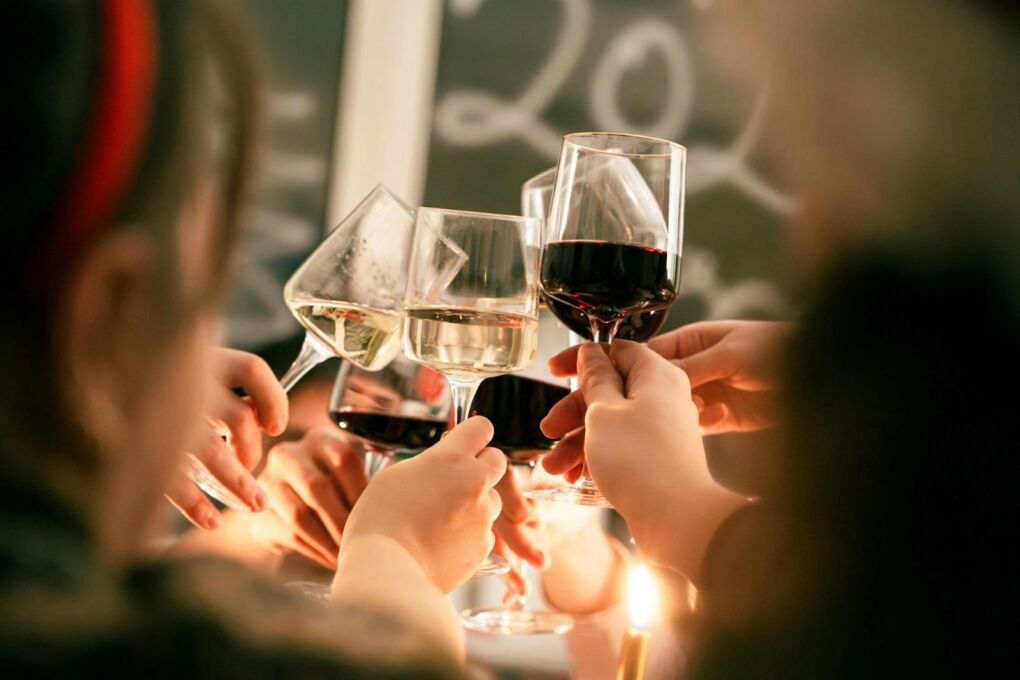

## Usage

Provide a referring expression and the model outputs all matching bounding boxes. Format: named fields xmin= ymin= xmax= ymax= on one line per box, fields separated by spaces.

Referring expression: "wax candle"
xmin=616 ymin=564 xmax=656 ymax=680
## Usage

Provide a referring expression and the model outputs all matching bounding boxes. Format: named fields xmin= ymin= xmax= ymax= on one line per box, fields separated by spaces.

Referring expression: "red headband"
xmin=33 ymin=0 xmax=157 ymax=289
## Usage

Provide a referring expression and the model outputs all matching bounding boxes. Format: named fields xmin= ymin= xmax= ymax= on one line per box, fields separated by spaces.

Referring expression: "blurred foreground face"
xmin=712 ymin=0 xmax=1020 ymax=275
xmin=86 ymin=188 xmax=222 ymax=555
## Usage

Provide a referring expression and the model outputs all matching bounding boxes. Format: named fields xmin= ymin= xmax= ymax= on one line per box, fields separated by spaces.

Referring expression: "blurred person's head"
xmin=688 ymin=2 xmax=1019 ymax=674
xmin=712 ymin=0 xmax=1020 ymax=276
xmin=0 ymin=0 xmax=256 ymax=562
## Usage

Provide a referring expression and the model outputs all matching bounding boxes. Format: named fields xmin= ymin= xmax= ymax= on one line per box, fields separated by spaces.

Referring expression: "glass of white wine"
xmin=279 ymin=185 xmax=417 ymax=390
xmin=402 ymin=207 xmax=543 ymax=577
xmin=188 ymin=186 xmax=418 ymax=511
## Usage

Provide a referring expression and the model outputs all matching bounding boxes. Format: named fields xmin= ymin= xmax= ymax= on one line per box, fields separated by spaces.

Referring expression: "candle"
xmin=616 ymin=564 xmax=657 ymax=680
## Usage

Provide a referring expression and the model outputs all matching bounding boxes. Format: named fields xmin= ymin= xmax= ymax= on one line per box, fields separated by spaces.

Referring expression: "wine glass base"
xmin=475 ymin=553 xmax=510 ymax=576
xmin=525 ymin=485 xmax=614 ymax=508
xmin=461 ymin=607 xmax=574 ymax=635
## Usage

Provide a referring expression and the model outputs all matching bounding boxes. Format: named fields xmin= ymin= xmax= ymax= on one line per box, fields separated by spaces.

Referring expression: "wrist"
xmin=334 ymin=534 xmax=463 ymax=662
xmin=635 ymin=473 xmax=749 ymax=580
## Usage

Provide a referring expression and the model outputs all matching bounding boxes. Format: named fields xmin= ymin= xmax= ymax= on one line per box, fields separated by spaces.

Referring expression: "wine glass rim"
xmin=562 ymin=131 xmax=686 ymax=157
xmin=418 ymin=206 xmax=541 ymax=224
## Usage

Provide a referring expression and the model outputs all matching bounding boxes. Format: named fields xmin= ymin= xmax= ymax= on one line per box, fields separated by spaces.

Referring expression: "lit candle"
xmin=616 ymin=563 xmax=657 ymax=680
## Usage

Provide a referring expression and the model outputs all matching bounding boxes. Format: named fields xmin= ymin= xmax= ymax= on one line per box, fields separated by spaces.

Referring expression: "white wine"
xmin=403 ymin=307 xmax=538 ymax=380
xmin=288 ymin=299 xmax=401 ymax=371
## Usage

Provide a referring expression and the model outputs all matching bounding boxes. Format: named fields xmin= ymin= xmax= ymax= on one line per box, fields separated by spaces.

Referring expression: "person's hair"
xmin=0 ymin=1 xmax=258 ymax=498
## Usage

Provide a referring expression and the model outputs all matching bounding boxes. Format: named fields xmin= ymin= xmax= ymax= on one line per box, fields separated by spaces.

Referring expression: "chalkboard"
xmin=223 ymin=0 xmax=348 ymax=349
xmin=424 ymin=0 xmax=795 ymax=329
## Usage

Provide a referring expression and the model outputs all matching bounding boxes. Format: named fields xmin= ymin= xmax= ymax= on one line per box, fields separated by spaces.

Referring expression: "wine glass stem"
xmin=279 ymin=334 xmax=330 ymax=392
xmin=364 ymin=446 xmax=390 ymax=478
xmin=448 ymin=378 xmax=482 ymax=426
xmin=506 ymin=462 xmax=534 ymax=611
xmin=589 ymin=317 xmax=622 ymax=345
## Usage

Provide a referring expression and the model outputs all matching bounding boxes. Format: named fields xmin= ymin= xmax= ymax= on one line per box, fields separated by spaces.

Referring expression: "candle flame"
xmin=627 ymin=564 xmax=657 ymax=630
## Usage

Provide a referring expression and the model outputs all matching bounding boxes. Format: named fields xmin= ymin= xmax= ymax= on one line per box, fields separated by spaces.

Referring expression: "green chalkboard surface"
xmin=225 ymin=0 xmax=347 ymax=349
xmin=425 ymin=0 xmax=794 ymax=331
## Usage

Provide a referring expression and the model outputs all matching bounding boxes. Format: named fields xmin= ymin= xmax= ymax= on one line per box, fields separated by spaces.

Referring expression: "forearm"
xmin=332 ymin=535 xmax=463 ymax=663
xmin=636 ymin=478 xmax=750 ymax=583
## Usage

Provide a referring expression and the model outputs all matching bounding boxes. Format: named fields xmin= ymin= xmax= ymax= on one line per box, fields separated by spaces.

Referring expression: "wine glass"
xmin=186 ymin=186 xmax=417 ymax=509
xmin=460 ymin=308 xmax=575 ymax=635
xmin=522 ymin=167 xmax=671 ymax=341
xmin=285 ymin=355 xmax=452 ymax=603
xmin=280 ymin=184 xmax=418 ymax=389
xmin=402 ymin=207 xmax=543 ymax=576
xmin=529 ymin=132 xmax=686 ymax=507
xmin=329 ymin=354 xmax=450 ymax=478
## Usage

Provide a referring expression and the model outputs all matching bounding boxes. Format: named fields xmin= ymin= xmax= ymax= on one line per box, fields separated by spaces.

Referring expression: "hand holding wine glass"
xmin=168 ymin=348 xmax=287 ymax=528
xmin=340 ymin=416 xmax=507 ymax=593
xmin=541 ymin=341 xmax=747 ymax=577
xmin=532 ymin=132 xmax=686 ymax=506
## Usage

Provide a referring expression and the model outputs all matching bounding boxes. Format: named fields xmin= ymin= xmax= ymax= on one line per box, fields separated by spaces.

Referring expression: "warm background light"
xmin=627 ymin=564 xmax=657 ymax=631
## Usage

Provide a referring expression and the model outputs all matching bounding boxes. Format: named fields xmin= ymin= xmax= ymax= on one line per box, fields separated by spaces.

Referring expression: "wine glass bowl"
xmin=280 ymin=185 xmax=417 ymax=389
xmin=521 ymin=163 xmax=671 ymax=342
xmin=329 ymin=354 xmax=450 ymax=476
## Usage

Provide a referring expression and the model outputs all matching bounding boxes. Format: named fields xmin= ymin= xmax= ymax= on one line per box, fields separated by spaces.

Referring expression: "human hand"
xmin=490 ymin=465 xmax=550 ymax=599
xmin=340 ymin=416 xmax=506 ymax=592
xmin=542 ymin=342 xmax=746 ymax=575
xmin=166 ymin=348 xmax=288 ymax=529
xmin=548 ymin=321 xmax=790 ymax=435
xmin=249 ymin=427 xmax=367 ymax=569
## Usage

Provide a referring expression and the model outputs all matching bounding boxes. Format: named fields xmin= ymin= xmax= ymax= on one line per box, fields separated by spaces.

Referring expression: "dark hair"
xmin=0 ymin=0 xmax=258 ymax=494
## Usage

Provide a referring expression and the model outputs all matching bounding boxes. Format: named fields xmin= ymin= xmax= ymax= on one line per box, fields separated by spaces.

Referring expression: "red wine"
xmin=542 ymin=240 xmax=676 ymax=322
xmin=471 ymin=374 xmax=570 ymax=463
xmin=330 ymin=411 xmax=446 ymax=451
xmin=544 ymin=295 xmax=669 ymax=342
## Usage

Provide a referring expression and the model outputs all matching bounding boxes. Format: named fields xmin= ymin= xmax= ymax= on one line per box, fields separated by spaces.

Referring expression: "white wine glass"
xmin=529 ymin=132 xmax=686 ymax=507
xmin=188 ymin=186 xmax=417 ymax=511
xmin=280 ymin=184 xmax=417 ymax=389
xmin=402 ymin=207 xmax=543 ymax=577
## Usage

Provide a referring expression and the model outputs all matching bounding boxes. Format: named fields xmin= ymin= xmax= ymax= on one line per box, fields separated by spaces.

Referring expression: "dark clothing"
xmin=0 ymin=475 xmax=458 ymax=679
xmin=690 ymin=244 xmax=1018 ymax=678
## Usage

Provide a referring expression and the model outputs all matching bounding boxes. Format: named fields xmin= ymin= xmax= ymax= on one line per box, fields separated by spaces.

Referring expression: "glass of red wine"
xmin=329 ymin=354 xmax=450 ymax=477
xmin=522 ymin=166 xmax=670 ymax=342
xmin=529 ymin=132 xmax=686 ymax=507
xmin=460 ymin=310 xmax=575 ymax=635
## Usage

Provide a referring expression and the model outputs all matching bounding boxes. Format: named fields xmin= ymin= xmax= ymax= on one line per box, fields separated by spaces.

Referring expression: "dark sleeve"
xmin=695 ymin=503 xmax=817 ymax=633
xmin=121 ymin=556 xmax=465 ymax=680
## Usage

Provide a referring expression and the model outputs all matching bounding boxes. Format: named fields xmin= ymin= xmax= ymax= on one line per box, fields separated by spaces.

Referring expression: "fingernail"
xmin=693 ymin=395 xmax=705 ymax=412
xmin=252 ymin=487 xmax=268 ymax=511
xmin=206 ymin=511 xmax=221 ymax=530
xmin=274 ymin=417 xmax=287 ymax=434
xmin=535 ymin=550 xmax=551 ymax=571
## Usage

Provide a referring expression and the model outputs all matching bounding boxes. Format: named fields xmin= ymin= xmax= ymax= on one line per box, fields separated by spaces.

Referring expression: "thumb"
xmin=423 ymin=415 xmax=493 ymax=460
xmin=609 ymin=340 xmax=688 ymax=399
xmin=576 ymin=343 xmax=625 ymax=407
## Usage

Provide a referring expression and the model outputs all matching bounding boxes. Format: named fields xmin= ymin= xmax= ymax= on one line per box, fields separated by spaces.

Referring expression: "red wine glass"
xmin=460 ymin=309 xmax=575 ymax=635
xmin=529 ymin=132 xmax=686 ymax=507
xmin=329 ymin=354 xmax=450 ymax=477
